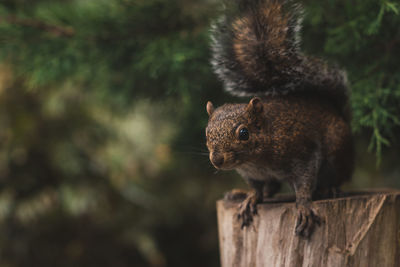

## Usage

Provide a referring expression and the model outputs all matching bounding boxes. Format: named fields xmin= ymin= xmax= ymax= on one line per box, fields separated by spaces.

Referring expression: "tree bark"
xmin=217 ymin=190 xmax=400 ymax=267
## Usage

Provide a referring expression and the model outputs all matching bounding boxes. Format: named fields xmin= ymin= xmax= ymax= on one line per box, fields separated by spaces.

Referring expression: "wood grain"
xmin=217 ymin=190 xmax=400 ymax=267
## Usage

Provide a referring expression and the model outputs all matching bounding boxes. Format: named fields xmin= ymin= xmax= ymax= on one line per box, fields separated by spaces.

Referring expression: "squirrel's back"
xmin=211 ymin=0 xmax=351 ymax=120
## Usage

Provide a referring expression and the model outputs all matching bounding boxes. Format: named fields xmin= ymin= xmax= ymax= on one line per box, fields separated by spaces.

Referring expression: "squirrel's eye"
xmin=238 ymin=127 xmax=249 ymax=141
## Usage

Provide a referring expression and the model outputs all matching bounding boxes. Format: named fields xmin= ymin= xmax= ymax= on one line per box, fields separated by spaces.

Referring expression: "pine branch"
xmin=1 ymin=15 xmax=75 ymax=37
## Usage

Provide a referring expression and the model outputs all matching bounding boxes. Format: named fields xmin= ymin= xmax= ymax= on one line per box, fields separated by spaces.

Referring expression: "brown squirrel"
xmin=205 ymin=0 xmax=354 ymax=238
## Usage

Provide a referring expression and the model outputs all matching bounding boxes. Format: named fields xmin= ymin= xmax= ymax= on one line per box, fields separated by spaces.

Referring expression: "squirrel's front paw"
xmin=237 ymin=193 xmax=259 ymax=229
xmin=295 ymin=204 xmax=321 ymax=238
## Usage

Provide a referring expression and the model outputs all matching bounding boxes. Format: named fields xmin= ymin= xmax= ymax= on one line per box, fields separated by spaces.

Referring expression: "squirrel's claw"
xmin=237 ymin=192 xmax=259 ymax=229
xmin=295 ymin=205 xmax=321 ymax=238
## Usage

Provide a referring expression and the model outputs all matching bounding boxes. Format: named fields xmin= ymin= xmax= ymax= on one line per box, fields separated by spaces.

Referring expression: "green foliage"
xmin=0 ymin=0 xmax=216 ymax=105
xmin=303 ymin=0 xmax=400 ymax=161
xmin=0 ymin=0 xmax=225 ymax=266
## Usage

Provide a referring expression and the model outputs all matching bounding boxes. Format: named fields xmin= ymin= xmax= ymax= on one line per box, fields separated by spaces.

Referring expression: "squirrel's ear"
xmin=248 ymin=97 xmax=263 ymax=114
xmin=206 ymin=101 xmax=215 ymax=116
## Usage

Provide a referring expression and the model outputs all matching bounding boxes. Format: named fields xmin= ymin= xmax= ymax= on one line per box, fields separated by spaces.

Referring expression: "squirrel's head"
xmin=205 ymin=97 xmax=266 ymax=170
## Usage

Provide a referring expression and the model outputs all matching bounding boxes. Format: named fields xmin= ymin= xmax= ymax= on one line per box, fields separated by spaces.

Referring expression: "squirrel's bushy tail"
xmin=211 ymin=0 xmax=350 ymax=120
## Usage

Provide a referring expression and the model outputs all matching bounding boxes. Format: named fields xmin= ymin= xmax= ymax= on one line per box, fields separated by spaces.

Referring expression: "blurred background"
xmin=0 ymin=0 xmax=399 ymax=266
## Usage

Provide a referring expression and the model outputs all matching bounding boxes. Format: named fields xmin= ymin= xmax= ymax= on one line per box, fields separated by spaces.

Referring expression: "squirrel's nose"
xmin=210 ymin=152 xmax=224 ymax=168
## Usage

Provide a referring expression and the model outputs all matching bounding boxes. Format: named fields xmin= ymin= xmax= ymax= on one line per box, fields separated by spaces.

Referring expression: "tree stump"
xmin=217 ymin=190 xmax=400 ymax=267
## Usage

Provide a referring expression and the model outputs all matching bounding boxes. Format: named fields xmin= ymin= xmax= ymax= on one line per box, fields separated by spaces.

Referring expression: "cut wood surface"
xmin=217 ymin=190 xmax=400 ymax=267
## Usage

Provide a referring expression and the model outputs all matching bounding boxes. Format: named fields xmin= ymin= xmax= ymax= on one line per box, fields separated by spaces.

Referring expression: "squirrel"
xmin=205 ymin=0 xmax=354 ymax=238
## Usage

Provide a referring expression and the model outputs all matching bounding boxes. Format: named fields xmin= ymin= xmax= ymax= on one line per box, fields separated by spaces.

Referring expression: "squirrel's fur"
xmin=206 ymin=0 xmax=354 ymax=238
xmin=211 ymin=0 xmax=350 ymax=120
